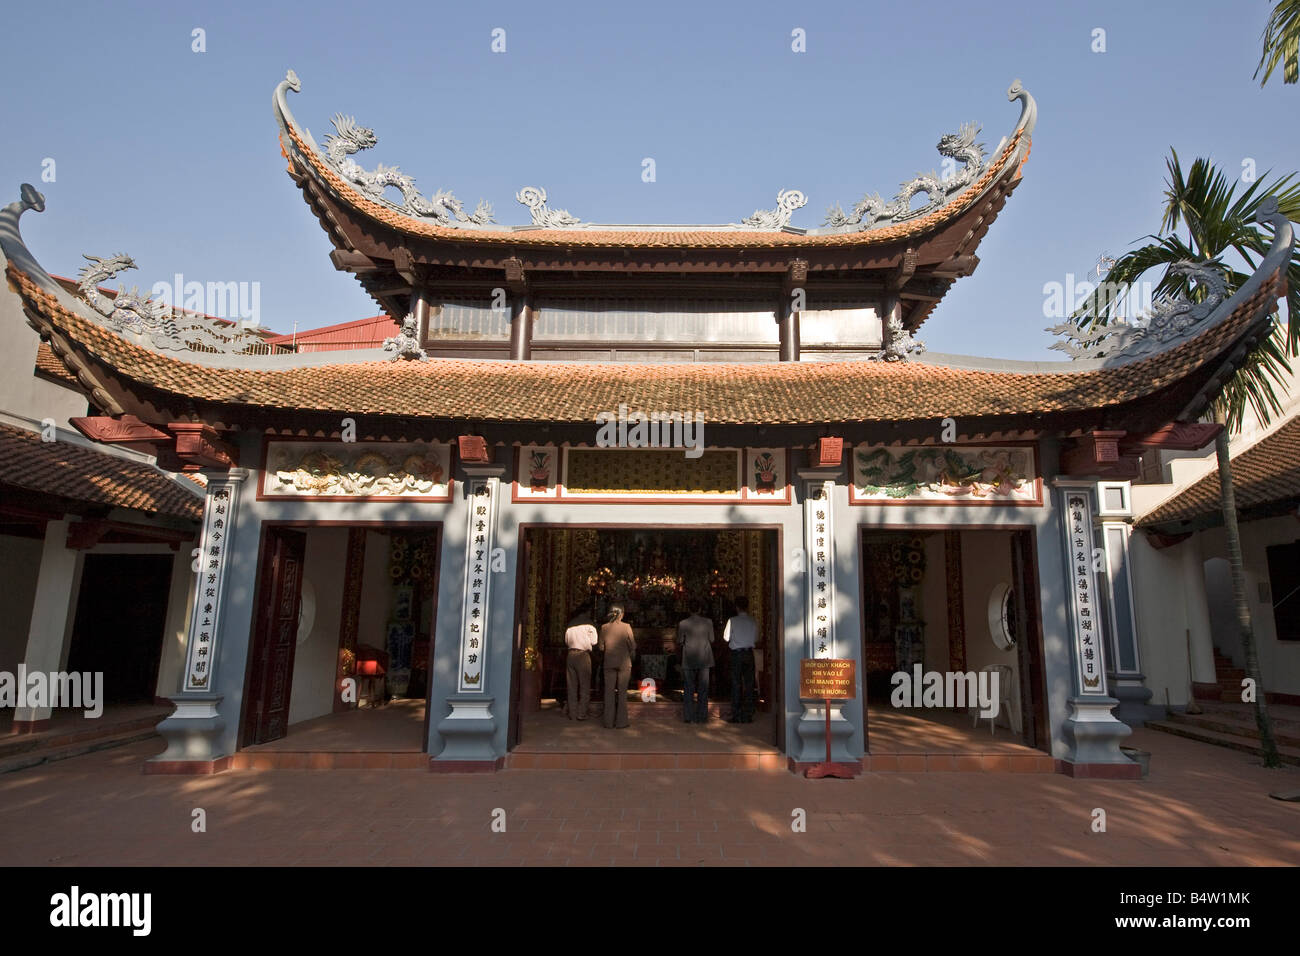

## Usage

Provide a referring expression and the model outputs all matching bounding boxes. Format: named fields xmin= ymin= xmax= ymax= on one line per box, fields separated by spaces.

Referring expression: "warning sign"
xmin=799 ymin=658 xmax=856 ymax=699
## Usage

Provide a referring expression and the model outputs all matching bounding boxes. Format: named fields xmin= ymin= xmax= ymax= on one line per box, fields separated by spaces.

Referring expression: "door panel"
xmin=241 ymin=529 xmax=306 ymax=746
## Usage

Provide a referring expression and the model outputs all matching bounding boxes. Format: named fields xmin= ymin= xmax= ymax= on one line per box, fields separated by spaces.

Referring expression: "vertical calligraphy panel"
xmin=458 ymin=477 xmax=499 ymax=693
xmin=182 ymin=472 xmax=245 ymax=693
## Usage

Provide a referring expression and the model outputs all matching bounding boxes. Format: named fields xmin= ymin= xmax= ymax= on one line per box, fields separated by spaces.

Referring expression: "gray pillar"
xmin=148 ymin=468 xmax=248 ymax=771
xmin=13 ymin=518 xmax=82 ymax=730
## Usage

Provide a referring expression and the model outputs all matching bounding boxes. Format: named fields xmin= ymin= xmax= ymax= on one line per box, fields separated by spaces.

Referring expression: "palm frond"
xmin=1256 ymin=0 xmax=1300 ymax=85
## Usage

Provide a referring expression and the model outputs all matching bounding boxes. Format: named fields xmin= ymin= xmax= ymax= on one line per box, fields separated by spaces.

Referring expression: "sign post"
xmin=799 ymin=658 xmax=857 ymax=779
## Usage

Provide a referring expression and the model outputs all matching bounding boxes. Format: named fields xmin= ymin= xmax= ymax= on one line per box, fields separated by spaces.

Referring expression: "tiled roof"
xmin=282 ymin=120 xmax=1029 ymax=251
xmin=1138 ymin=417 xmax=1300 ymax=528
xmin=35 ymin=342 xmax=78 ymax=386
xmin=0 ymin=421 xmax=202 ymax=520
xmin=10 ymin=261 xmax=1286 ymax=429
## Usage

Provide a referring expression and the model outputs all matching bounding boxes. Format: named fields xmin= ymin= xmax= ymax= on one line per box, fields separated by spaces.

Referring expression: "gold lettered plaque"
xmin=799 ymin=659 xmax=856 ymax=699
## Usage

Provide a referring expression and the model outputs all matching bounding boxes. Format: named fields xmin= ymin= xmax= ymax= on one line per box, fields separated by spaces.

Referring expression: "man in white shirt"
xmin=723 ymin=596 xmax=758 ymax=723
xmin=564 ymin=606 xmax=598 ymax=720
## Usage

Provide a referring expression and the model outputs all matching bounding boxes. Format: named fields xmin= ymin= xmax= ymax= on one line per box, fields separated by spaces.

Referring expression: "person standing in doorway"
xmin=599 ymin=605 xmax=636 ymax=729
xmin=678 ymin=600 xmax=716 ymax=724
xmin=564 ymin=605 xmax=598 ymax=720
xmin=723 ymin=596 xmax=758 ymax=723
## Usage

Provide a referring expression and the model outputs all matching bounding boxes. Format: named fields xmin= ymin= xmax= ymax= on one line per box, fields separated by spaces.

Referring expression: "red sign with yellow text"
xmin=799 ymin=658 xmax=857 ymax=699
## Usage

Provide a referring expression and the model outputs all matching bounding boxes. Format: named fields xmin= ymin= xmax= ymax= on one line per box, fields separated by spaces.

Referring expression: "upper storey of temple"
xmin=0 ymin=70 xmax=1293 ymax=451
xmin=271 ymin=71 xmax=1037 ymax=361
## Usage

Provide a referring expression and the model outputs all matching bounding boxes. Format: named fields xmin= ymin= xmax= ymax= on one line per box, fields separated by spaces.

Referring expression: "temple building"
xmin=0 ymin=72 xmax=1292 ymax=776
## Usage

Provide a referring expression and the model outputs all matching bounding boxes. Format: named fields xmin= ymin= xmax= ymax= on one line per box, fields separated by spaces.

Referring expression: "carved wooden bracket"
xmin=1119 ymin=421 xmax=1223 ymax=454
xmin=1143 ymin=529 xmax=1193 ymax=550
xmin=393 ymin=246 xmax=422 ymax=285
xmin=782 ymin=259 xmax=810 ymax=296
xmin=503 ymin=257 xmax=528 ymax=294
xmin=457 ymin=435 xmax=490 ymax=464
xmin=1060 ymin=430 xmax=1140 ymax=479
xmin=165 ymin=423 xmax=238 ymax=472
xmin=70 ymin=414 xmax=170 ymax=453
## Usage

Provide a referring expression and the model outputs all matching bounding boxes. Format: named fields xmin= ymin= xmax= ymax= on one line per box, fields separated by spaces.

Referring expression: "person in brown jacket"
xmin=598 ymin=605 xmax=636 ymax=729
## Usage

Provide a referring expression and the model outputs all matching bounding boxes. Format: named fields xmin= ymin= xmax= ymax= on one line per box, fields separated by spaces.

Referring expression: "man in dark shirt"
xmin=677 ymin=600 xmax=716 ymax=724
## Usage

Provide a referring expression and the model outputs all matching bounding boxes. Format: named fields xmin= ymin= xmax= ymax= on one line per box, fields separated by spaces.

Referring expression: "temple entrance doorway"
xmin=237 ymin=522 xmax=441 ymax=763
xmin=859 ymin=527 xmax=1050 ymax=761
xmin=508 ymin=525 xmax=783 ymax=762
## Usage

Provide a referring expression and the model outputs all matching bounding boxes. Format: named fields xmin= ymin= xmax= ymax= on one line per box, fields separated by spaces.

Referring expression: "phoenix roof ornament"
xmin=515 ymin=186 xmax=581 ymax=227
xmin=742 ymin=189 xmax=808 ymax=229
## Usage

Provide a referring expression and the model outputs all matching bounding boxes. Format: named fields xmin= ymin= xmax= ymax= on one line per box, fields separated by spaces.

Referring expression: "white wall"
xmin=154 ymin=549 xmax=197 ymax=700
xmin=287 ymin=527 xmax=348 ymax=725
xmin=0 ymin=534 xmax=43 ymax=675
xmin=961 ymin=532 xmax=1020 ymax=715
xmin=0 ymin=281 xmax=87 ymax=423
xmin=1199 ymin=517 xmax=1300 ymax=696
xmin=1128 ymin=532 xmax=1196 ymax=707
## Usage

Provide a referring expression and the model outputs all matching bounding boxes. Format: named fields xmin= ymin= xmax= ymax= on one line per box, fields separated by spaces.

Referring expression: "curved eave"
xmin=2 ymin=183 xmax=1288 ymax=437
xmin=273 ymin=73 xmax=1035 ymax=254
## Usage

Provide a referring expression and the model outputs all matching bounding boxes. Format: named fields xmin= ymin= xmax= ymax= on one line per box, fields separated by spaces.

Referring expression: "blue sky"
xmin=4 ymin=0 xmax=1295 ymax=358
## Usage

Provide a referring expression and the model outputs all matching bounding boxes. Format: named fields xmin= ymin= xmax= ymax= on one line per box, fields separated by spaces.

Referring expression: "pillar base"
xmin=1062 ymin=695 xmax=1132 ymax=766
xmin=1109 ymin=672 xmax=1157 ymax=726
xmin=792 ymin=700 xmax=856 ymax=764
xmin=145 ymin=694 xmax=228 ymax=771
xmin=433 ymin=695 xmax=499 ymax=767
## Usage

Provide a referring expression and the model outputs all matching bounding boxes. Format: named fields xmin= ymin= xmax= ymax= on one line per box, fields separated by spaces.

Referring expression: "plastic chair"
xmin=970 ymin=664 xmax=1018 ymax=735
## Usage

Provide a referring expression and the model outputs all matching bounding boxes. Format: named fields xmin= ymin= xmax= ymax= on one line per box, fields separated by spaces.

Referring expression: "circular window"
xmin=988 ymin=582 xmax=1017 ymax=651
xmin=296 ymin=578 xmax=317 ymax=645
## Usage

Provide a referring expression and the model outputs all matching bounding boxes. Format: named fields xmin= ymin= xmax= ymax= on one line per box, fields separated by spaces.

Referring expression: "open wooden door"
xmin=240 ymin=528 xmax=307 ymax=747
xmin=1010 ymin=529 xmax=1049 ymax=751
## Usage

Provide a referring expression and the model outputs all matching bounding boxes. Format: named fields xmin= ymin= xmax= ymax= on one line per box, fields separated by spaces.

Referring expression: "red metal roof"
xmin=262 ymin=314 xmax=398 ymax=352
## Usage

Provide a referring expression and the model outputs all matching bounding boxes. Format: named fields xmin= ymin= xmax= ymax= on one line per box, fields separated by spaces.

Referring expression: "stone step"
xmin=1145 ymin=720 xmax=1300 ymax=766
xmin=0 ymin=727 xmax=160 ymax=775
xmin=0 ymin=713 xmax=165 ymax=760
xmin=1165 ymin=713 xmax=1300 ymax=749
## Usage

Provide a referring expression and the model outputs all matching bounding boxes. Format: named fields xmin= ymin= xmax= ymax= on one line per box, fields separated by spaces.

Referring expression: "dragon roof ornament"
xmin=824 ymin=80 xmax=1036 ymax=234
xmin=742 ymin=190 xmax=808 ymax=229
xmin=74 ymin=254 xmax=269 ymax=355
xmin=871 ymin=315 xmax=927 ymax=362
xmin=1047 ymin=260 xmax=1232 ymax=361
xmin=278 ymin=72 xmax=494 ymax=226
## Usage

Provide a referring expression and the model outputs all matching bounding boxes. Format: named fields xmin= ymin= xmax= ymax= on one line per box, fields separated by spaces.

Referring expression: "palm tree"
xmin=1071 ymin=153 xmax=1300 ymax=768
xmin=1256 ymin=0 xmax=1300 ymax=86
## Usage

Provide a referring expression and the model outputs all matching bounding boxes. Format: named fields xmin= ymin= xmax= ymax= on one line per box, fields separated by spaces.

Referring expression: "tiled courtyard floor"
xmin=1 ymin=728 xmax=1297 ymax=866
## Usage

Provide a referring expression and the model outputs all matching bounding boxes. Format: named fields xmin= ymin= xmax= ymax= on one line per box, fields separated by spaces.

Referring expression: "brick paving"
xmin=0 ymin=728 xmax=1296 ymax=866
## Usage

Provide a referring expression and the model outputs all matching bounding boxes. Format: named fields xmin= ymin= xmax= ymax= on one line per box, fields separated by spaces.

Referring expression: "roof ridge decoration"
xmin=1047 ymin=260 xmax=1231 ymax=360
xmin=276 ymin=69 xmax=1035 ymax=239
xmin=824 ymin=79 xmax=1035 ymax=233
xmin=296 ymin=71 xmax=493 ymax=226
xmin=742 ymin=190 xmax=808 ymax=229
xmin=74 ymin=252 xmax=268 ymax=355
xmin=515 ymin=186 xmax=580 ymax=227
